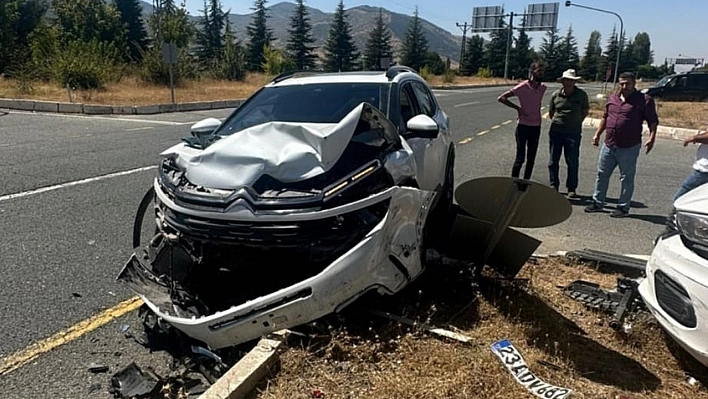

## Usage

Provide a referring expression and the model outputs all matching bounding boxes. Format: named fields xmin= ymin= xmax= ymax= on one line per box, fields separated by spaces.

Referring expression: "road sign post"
xmin=162 ymin=43 xmax=178 ymax=104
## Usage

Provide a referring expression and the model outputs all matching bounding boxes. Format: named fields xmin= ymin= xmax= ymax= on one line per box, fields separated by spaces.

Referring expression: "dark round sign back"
xmin=454 ymin=177 xmax=572 ymax=228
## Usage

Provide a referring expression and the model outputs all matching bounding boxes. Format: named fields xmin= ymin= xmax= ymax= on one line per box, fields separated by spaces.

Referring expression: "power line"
xmin=456 ymin=22 xmax=471 ymax=63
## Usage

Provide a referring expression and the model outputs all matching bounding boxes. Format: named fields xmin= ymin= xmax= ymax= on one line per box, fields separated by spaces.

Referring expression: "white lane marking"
xmin=491 ymin=125 xmax=501 ymax=130
xmin=502 ymin=120 xmax=512 ymax=125
xmin=126 ymin=127 xmax=154 ymax=131
xmin=454 ymin=101 xmax=480 ymax=108
xmin=0 ymin=166 xmax=157 ymax=202
xmin=458 ymin=137 xmax=474 ymax=144
xmin=477 ymin=130 xmax=489 ymax=136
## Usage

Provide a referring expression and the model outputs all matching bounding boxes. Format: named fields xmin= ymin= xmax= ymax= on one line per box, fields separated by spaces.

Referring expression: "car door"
xmin=399 ymin=80 xmax=451 ymax=192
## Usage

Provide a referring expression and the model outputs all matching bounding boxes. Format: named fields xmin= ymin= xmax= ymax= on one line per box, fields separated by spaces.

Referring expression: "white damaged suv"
xmin=640 ymin=183 xmax=708 ymax=367
xmin=119 ymin=66 xmax=455 ymax=349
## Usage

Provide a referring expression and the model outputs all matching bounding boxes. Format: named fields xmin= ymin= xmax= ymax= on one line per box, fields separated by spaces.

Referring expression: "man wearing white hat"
xmin=548 ymin=69 xmax=589 ymax=198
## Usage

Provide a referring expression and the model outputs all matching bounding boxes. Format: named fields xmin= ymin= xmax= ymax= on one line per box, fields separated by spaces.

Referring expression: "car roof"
xmin=266 ymin=67 xmax=425 ymax=87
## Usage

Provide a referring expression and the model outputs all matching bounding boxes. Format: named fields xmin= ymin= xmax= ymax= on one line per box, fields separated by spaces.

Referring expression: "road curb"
xmin=0 ymin=98 xmax=246 ymax=115
xmin=583 ymin=117 xmax=699 ymax=141
xmin=198 ymin=331 xmax=288 ymax=399
xmin=431 ymin=83 xmax=512 ymax=90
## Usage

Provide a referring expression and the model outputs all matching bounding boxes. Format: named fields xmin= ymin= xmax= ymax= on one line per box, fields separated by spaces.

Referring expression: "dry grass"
xmin=0 ymin=73 xmax=513 ymax=107
xmin=0 ymin=74 xmax=269 ymax=106
xmin=256 ymin=258 xmax=708 ymax=399
xmin=588 ymin=99 xmax=708 ymax=130
xmin=426 ymin=75 xmax=514 ymax=87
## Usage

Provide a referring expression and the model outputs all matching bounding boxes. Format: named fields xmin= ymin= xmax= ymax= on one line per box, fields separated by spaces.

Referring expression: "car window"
xmin=412 ymin=82 xmax=437 ymax=117
xmin=217 ymin=83 xmax=387 ymax=135
xmin=399 ymin=83 xmax=419 ymax=127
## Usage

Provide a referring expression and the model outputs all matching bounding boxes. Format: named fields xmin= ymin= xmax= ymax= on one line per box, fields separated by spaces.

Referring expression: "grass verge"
xmin=256 ymin=258 xmax=708 ymax=399
xmin=589 ymin=99 xmax=708 ymax=130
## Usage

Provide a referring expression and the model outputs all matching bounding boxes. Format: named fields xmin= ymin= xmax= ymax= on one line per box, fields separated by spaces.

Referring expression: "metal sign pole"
xmin=503 ymin=12 xmax=515 ymax=80
xmin=482 ymin=179 xmax=531 ymax=264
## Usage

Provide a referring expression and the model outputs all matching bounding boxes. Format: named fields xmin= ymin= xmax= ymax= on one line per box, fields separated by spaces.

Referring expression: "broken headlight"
xmin=677 ymin=212 xmax=708 ymax=246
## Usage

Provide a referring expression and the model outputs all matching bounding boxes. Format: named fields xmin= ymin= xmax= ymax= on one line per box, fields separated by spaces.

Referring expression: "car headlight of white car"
xmin=676 ymin=211 xmax=708 ymax=247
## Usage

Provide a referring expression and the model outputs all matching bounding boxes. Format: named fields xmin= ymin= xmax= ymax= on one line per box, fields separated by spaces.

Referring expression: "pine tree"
xmin=215 ymin=21 xmax=246 ymax=80
xmin=511 ymin=29 xmax=533 ymax=79
xmin=286 ymin=0 xmax=316 ymax=70
xmin=539 ymin=29 xmax=561 ymax=80
xmin=579 ymin=30 xmax=601 ymax=80
xmin=246 ymin=0 xmax=273 ymax=71
xmin=557 ymin=26 xmax=579 ymax=74
xmin=114 ymin=0 xmax=147 ymax=62
xmin=482 ymin=13 xmax=507 ymax=77
xmin=632 ymin=32 xmax=653 ymax=66
xmin=322 ymin=0 xmax=359 ymax=72
xmin=400 ymin=7 xmax=428 ymax=71
xmin=460 ymin=35 xmax=484 ymax=76
xmin=0 ymin=0 xmax=48 ymax=74
xmin=621 ymin=38 xmax=637 ymax=72
xmin=196 ymin=0 xmax=228 ymax=63
xmin=600 ymin=27 xmax=619 ymax=82
xmin=363 ymin=8 xmax=392 ymax=70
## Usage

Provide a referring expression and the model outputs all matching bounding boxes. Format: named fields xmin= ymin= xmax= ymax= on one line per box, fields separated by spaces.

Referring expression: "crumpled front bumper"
xmin=118 ymin=186 xmax=435 ymax=349
xmin=639 ymin=234 xmax=708 ymax=367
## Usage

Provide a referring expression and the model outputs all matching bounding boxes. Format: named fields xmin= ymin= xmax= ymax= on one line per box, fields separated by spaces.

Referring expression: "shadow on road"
xmin=628 ymin=214 xmax=670 ymax=226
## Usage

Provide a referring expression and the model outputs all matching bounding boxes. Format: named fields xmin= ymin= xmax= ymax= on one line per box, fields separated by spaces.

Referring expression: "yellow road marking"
xmin=477 ymin=130 xmax=489 ymax=136
xmin=502 ymin=120 xmax=512 ymax=125
xmin=0 ymin=296 xmax=143 ymax=376
xmin=491 ymin=125 xmax=501 ymax=130
xmin=458 ymin=137 xmax=474 ymax=144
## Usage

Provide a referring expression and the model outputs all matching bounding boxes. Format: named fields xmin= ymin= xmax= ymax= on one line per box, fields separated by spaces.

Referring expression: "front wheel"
xmin=423 ymin=149 xmax=455 ymax=251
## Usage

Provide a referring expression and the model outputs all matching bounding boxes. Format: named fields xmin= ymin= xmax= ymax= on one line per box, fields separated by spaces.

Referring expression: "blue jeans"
xmin=592 ymin=143 xmax=641 ymax=210
xmin=548 ymin=131 xmax=581 ymax=191
xmin=673 ymin=169 xmax=708 ymax=202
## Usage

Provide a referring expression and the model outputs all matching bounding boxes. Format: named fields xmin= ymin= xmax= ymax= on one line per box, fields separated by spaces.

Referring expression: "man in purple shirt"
xmin=498 ymin=62 xmax=547 ymax=180
xmin=585 ymin=72 xmax=659 ymax=218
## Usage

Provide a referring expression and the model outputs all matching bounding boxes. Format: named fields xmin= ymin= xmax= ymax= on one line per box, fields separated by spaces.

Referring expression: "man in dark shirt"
xmin=548 ymin=69 xmax=589 ymax=198
xmin=585 ymin=72 xmax=659 ymax=218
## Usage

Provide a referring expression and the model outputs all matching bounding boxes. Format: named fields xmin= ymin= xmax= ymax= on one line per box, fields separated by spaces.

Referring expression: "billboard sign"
xmin=471 ymin=6 xmax=505 ymax=32
xmin=523 ymin=2 xmax=559 ymax=31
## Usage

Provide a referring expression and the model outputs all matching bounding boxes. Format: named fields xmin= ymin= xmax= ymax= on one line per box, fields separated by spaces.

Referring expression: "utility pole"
xmin=503 ymin=12 xmax=515 ymax=80
xmin=456 ymin=22 xmax=470 ymax=66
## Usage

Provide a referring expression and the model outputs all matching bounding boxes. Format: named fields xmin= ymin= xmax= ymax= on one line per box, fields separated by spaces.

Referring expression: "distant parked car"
xmin=639 ymin=183 xmax=708 ymax=367
xmin=643 ymin=71 xmax=708 ymax=101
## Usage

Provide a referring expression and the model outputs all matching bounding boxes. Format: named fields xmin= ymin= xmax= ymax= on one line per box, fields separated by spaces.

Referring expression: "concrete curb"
xmin=0 ymin=98 xmax=245 ymax=115
xmin=430 ymin=83 xmax=512 ymax=90
xmin=198 ymin=331 xmax=288 ymax=399
xmin=582 ymin=117 xmax=700 ymax=141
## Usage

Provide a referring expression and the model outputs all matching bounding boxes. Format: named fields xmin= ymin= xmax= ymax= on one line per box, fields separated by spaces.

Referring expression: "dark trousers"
xmin=512 ymin=124 xmax=541 ymax=180
xmin=548 ymin=131 xmax=581 ymax=191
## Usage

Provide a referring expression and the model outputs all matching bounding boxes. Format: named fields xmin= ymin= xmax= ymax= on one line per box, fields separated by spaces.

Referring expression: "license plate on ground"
xmin=491 ymin=339 xmax=573 ymax=399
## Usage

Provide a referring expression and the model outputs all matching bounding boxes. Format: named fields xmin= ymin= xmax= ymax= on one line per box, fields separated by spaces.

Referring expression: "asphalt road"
xmin=0 ymin=83 xmax=694 ymax=398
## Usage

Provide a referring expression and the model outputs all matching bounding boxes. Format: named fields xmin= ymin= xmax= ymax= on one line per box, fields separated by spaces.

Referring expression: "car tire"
xmin=423 ymin=148 xmax=455 ymax=252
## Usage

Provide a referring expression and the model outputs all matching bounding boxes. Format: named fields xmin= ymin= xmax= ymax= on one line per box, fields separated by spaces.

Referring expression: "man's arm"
xmin=644 ymin=96 xmax=660 ymax=154
xmin=684 ymin=130 xmax=708 ymax=146
xmin=591 ymin=118 xmax=606 ymax=147
xmin=497 ymin=90 xmax=521 ymax=112
xmin=581 ymin=91 xmax=590 ymax=120
xmin=548 ymin=93 xmax=556 ymax=119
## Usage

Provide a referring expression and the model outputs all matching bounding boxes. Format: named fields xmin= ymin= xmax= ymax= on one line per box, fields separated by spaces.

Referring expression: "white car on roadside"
xmin=118 ymin=66 xmax=455 ymax=349
xmin=639 ymin=183 xmax=708 ymax=367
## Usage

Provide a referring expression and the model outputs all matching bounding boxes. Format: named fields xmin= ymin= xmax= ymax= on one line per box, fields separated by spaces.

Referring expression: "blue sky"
xmin=185 ymin=0 xmax=706 ymax=68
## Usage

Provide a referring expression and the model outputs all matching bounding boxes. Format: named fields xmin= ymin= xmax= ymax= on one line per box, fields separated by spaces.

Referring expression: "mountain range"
xmin=139 ymin=1 xmax=463 ymax=62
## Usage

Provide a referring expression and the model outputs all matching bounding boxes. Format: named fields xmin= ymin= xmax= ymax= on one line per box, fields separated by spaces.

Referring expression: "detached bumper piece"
xmin=563 ymin=278 xmax=643 ymax=330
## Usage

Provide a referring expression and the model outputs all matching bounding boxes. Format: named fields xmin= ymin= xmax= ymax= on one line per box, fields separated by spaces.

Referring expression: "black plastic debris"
xmin=565 ymin=248 xmax=647 ymax=278
xmin=562 ymin=278 xmax=644 ymax=330
xmin=88 ymin=363 xmax=109 ymax=373
xmin=110 ymin=362 xmax=160 ymax=398
xmin=88 ymin=383 xmax=102 ymax=394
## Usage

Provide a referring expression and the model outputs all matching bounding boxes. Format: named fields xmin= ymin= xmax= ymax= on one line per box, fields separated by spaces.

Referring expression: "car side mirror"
xmin=190 ymin=118 xmax=221 ymax=147
xmin=404 ymin=114 xmax=439 ymax=138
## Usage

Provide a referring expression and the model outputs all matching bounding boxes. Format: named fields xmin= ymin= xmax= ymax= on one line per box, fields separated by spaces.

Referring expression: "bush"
xmin=476 ymin=67 xmax=492 ymax=78
xmin=52 ymin=40 xmax=120 ymax=90
xmin=213 ymin=41 xmax=246 ymax=81
xmin=140 ymin=45 xmax=200 ymax=86
xmin=261 ymin=45 xmax=294 ymax=76
xmin=442 ymin=69 xmax=456 ymax=84
xmin=419 ymin=65 xmax=433 ymax=82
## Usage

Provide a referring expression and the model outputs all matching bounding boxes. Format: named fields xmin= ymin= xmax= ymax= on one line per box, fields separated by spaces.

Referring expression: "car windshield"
xmin=218 ymin=83 xmax=388 ymax=135
xmin=655 ymin=75 xmax=673 ymax=87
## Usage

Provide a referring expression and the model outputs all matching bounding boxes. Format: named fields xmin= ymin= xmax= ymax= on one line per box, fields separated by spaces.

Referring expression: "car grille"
xmin=655 ymin=270 xmax=697 ymax=328
xmin=158 ymin=199 xmax=390 ymax=264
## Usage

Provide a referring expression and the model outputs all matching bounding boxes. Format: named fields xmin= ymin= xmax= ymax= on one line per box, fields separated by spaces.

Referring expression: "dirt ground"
xmin=254 ymin=258 xmax=708 ymax=399
xmin=588 ymin=99 xmax=707 ymax=130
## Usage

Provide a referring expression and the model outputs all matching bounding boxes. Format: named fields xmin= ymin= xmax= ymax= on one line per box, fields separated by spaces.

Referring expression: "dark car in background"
xmin=643 ymin=71 xmax=708 ymax=101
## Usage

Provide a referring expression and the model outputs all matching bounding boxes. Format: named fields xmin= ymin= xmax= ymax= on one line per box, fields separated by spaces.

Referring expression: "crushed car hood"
xmin=161 ymin=103 xmax=397 ymax=190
